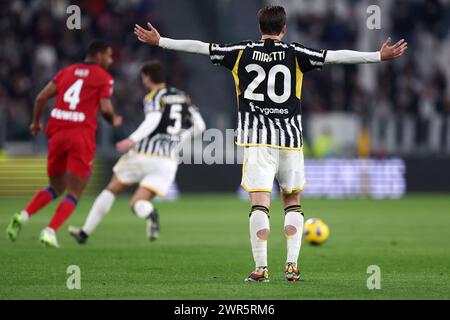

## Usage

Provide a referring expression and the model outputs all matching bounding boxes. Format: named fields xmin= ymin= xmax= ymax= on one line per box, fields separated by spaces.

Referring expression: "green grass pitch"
xmin=0 ymin=194 xmax=449 ymax=299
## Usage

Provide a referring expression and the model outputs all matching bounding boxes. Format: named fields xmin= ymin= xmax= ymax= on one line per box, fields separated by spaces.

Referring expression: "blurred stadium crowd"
xmin=0 ymin=0 xmax=449 ymax=157
xmin=0 ymin=0 xmax=181 ymax=145
xmin=282 ymin=0 xmax=450 ymax=156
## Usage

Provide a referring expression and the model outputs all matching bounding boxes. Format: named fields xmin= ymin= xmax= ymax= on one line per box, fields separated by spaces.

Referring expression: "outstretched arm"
xmin=116 ymin=112 xmax=162 ymax=153
xmin=134 ymin=23 xmax=210 ymax=55
xmin=325 ymin=38 xmax=407 ymax=64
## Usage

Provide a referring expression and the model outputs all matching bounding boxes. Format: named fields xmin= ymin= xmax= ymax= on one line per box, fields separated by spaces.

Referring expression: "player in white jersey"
xmin=68 ymin=60 xmax=205 ymax=243
xmin=134 ymin=6 xmax=407 ymax=281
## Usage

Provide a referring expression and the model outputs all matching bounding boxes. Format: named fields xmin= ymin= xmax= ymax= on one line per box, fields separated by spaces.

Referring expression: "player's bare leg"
xmin=49 ymin=175 xmax=67 ymax=195
xmin=40 ymin=173 xmax=87 ymax=248
xmin=282 ymin=191 xmax=304 ymax=282
xmin=245 ymin=191 xmax=271 ymax=282
xmin=6 ymin=175 xmax=65 ymax=242
xmin=69 ymin=174 xmax=127 ymax=244
xmin=130 ymin=187 xmax=159 ymax=241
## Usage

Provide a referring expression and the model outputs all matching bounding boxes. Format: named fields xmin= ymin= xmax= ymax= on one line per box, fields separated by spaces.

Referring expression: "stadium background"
xmin=1 ymin=0 xmax=449 ymax=197
xmin=0 ymin=0 xmax=449 ymax=301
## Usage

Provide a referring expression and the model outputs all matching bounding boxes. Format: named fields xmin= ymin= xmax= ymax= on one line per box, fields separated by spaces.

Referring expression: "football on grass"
xmin=303 ymin=218 xmax=330 ymax=245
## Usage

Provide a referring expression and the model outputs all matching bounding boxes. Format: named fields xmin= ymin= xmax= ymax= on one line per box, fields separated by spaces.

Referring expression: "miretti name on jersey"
xmin=210 ymin=39 xmax=327 ymax=150
xmin=134 ymin=87 xmax=196 ymax=158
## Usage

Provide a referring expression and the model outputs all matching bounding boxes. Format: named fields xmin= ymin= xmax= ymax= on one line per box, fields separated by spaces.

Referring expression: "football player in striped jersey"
xmin=134 ymin=5 xmax=407 ymax=282
xmin=68 ymin=60 xmax=205 ymax=244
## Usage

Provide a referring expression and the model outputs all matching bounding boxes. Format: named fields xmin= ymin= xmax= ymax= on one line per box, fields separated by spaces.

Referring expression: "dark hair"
xmin=257 ymin=5 xmax=286 ymax=35
xmin=86 ymin=39 xmax=110 ymax=57
xmin=140 ymin=60 xmax=166 ymax=84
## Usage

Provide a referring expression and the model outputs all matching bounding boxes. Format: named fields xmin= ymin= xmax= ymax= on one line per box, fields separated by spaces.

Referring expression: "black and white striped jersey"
xmin=210 ymin=39 xmax=326 ymax=149
xmin=133 ymin=87 xmax=198 ymax=158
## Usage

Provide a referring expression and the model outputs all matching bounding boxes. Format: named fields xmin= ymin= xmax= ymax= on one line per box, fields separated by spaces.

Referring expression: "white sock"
xmin=249 ymin=207 xmax=270 ymax=268
xmin=284 ymin=207 xmax=304 ymax=265
xmin=82 ymin=190 xmax=115 ymax=235
xmin=133 ymin=200 xmax=154 ymax=220
xmin=20 ymin=210 xmax=29 ymax=223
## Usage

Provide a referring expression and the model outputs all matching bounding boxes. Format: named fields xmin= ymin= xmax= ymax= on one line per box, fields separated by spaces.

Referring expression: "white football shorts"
xmin=241 ymin=146 xmax=306 ymax=194
xmin=113 ymin=153 xmax=178 ymax=197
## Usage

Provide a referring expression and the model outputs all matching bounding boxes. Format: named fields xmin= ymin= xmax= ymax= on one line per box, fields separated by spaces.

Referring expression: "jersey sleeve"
xmin=99 ymin=74 xmax=114 ymax=99
xmin=179 ymin=104 xmax=206 ymax=142
xmin=186 ymin=104 xmax=198 ymax=127
xmin=291 ymin=43 xmax=327 ymax=73
xmin=129 ymin=112 xmax=163 ymax=143
xmin=189 ymin=105 xmax=205 ymax=130
xmin=143 ymin=90 xmax=163 ymax=113
xmin=209 ymin=42 xmax=247 ymax=70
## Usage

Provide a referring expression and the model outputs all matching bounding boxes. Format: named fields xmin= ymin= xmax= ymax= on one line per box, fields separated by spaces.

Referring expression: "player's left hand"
xmin=380 ymin=37 xmax=408 ymax=61
xmin=30 ymin=122 xmax=41 ymax=135
xmin=116 ymin=138 xmax=134 ymax=153
xmin=134 ymin=22 xmax=161 ymax=46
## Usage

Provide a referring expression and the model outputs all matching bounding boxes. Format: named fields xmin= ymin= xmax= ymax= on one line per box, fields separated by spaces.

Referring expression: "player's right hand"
xmin=113 ymin=115 xmax=123 ymax=127
xmin=30 ymin=122 xmax=41 ymax=135
xmin=134 ymin=22 xmax=161 ymax=46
